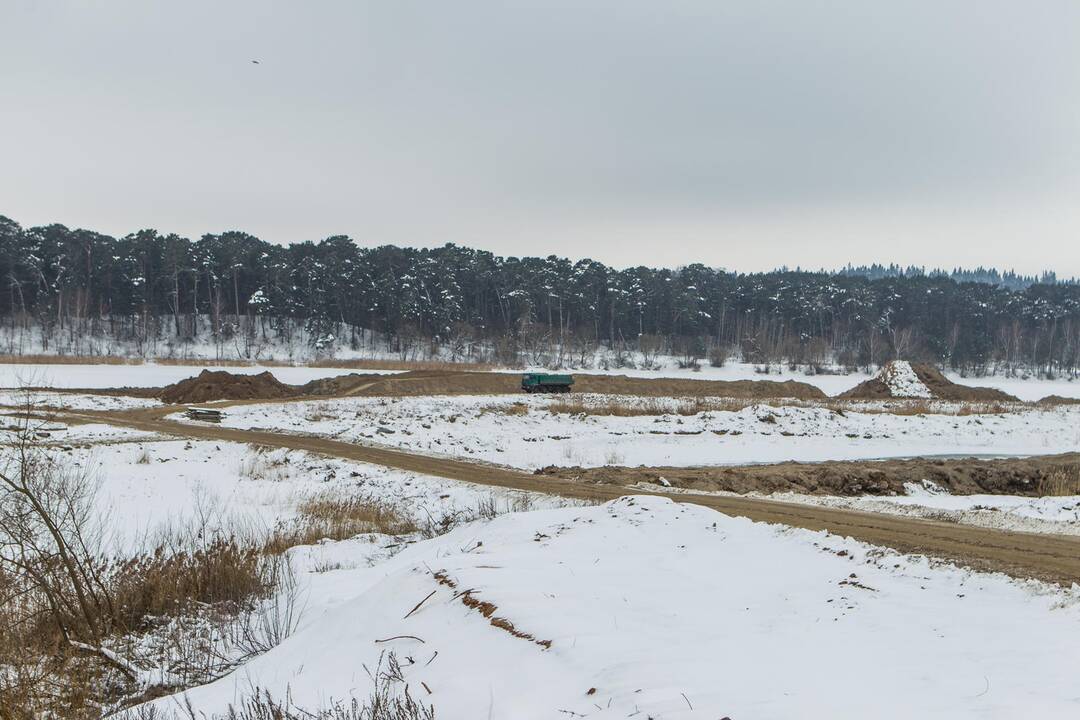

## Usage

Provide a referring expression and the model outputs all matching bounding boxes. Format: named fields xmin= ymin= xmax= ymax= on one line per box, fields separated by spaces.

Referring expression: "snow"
xmin=0 ymin=363 xmax=399 ymax=389
xmin=139 ymin=495 xmax=1080 ymax=719
xmin=0 ymin=389 xmax=161 ymax=411
xmin=196 ymin=394 xmax=1080 ymax=470
xmin=880 ymin=360 xmax=932 ymax=398
xmin=1 ymin=359 xmax=1076 ymax=401
xmin=948 ymin=373 xmax=1080 ymax=402
xmin=763 ymin=482 xmax=1080 ymax=536
xmin=66 ymin=440 xmax=570 ymax=551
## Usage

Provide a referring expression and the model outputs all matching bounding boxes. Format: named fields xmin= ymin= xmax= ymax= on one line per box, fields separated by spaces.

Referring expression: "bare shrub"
xmin=0 ymin=412 xmax=300 ymax=716
xmin=107 ymin=538 xmax=272 ymax=630
xmin=708 ymin=345 xmax=729 ymax=368
xmin=416 ymin=492 xmax=537 ymax=539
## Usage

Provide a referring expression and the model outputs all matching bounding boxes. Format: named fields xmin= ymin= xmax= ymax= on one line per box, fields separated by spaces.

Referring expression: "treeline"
xmin=1 ymin=214 xmax=1079 ymax=375
xmin=835 ymin=264 xmax=1072 ymax=291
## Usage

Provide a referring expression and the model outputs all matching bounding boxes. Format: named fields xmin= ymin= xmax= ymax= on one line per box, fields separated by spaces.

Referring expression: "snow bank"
xmin=140 ymin=496 xmax=1080 ymax=719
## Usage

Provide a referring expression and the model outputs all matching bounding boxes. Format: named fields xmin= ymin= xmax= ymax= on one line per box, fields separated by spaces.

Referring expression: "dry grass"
xmin=263 ymin=494 xmax=417 ymax=554
xmin=1038 ymin=467 xmax=1080 ymax=496
xmin=543 ymin=395 xmax=1026 ymax=418
xmin=547 ymin=396 xmax=748 ymax=416
xmin=479 ymin=401 xmax=528 ymax=416
xmin=117 ymin=652 xmax=435 ymax=719
xmin=239 ymin=448 xmax=292 ymax=483
xmin=107 ymin=538 xmax=274 ymax=631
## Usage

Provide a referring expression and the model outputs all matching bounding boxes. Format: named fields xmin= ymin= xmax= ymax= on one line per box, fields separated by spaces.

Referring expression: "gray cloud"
xmin=2 ymin=1 xmax=1079 ymax=273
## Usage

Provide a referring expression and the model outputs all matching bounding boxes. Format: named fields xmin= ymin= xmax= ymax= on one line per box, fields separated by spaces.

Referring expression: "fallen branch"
xmin=403 ymin=589 xmax=437 ymax=619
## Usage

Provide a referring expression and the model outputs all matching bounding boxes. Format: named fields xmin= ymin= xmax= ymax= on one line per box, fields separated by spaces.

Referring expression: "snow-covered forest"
xmin=2 ymin=214 xmax=1079 ymax=376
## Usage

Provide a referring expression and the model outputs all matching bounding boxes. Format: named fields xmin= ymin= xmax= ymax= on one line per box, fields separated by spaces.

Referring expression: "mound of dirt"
xmin=304 ymin=370 xmax=828 ymax=400
xmin=840 ymin=361 xmax=1018 ymax=402
xmin=540 ymin=452 xmax=1080 ymax=497
xmin=159 ymin=370 xmax=299 ymax=404
xmin=1037 ymin=395 xmax=1080 ymax=406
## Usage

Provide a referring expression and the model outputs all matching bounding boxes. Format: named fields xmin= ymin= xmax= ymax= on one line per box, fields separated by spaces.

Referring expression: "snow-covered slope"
xmin=139 ymin=496 xmax=1080 ymax=719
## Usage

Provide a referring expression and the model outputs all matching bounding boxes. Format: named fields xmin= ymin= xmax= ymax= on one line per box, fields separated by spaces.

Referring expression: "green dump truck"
xmin=521 ymin=373 xmax=574 ymax=393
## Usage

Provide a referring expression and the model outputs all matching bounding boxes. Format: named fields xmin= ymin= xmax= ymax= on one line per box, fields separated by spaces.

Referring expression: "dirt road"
xmin=46 ymin=406 xmax=1080 ymax=586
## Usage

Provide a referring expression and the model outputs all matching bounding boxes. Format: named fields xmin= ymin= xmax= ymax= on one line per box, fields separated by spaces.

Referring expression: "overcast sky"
xmin=3 ymin=1 xmax=1079 ymax=274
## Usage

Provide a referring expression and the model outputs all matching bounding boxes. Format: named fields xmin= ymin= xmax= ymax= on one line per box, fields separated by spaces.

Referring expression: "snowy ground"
xmin=704 ymin=482 xmax=1080 ymax=536
xmin=0 ymin=389 xmax=161 ymax=410
xmin=192 ymin=394 xmax=1080 ymax=470
xmin=0 ymin=363 xmax=400 ymax=389
xmin=2 ymin=358 xmax=1077 ymax=400
xmin=60 ymin=438 xmax=569 ymax=551
xmin=137 ymin=495 xmax=1080 ymax=719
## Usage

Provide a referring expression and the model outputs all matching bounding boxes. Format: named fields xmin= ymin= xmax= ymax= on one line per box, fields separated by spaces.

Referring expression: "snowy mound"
xmin=138 ymin=496 xmax=1080 ymax=719
xmin=841 ymin=361 xmax=1018 ymax=402
xmin=879 ymin=360 xmax=933 ymax=398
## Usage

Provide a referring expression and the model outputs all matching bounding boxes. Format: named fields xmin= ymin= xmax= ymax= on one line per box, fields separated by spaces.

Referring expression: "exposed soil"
xmin=49 ymin=406 xmax=1080 ymax=586
xmin=538 ymin=454 xmax=1080 ymax=497
xmin=152 ymin=369 xmax=830 ymax=403
xmin=1038 ymin=395 xmax=1080 ymax=406
xmin=308 ymin=370 xmax=827 ymax=400
xmin=840 ymin=362 xmax=1018 ymax=402
xmin=159 ymin=370 xmax=299 ymax=404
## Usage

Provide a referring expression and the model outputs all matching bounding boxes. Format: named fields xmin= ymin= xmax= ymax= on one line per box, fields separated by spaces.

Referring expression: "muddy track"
xmin=46 ymin=406 xmax=1080 ymax=586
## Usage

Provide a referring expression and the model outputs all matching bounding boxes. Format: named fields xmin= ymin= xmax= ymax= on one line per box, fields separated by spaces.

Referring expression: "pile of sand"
xmin=840 ymin=361 xmax=1018 ymax=402
xmin=159 ymin=370 xmax=298 ymax=404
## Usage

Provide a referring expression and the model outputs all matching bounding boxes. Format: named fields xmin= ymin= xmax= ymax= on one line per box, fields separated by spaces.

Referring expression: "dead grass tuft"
xmin=107 ymin=538 xmax=275 ymax=631
xmin=432 ymin=570 xmax=551 ymax=650
xmin=1038 ymin=466 xmax=1080 ymax=496
xmin=479 ymin=401 xmax=528 ymax=416
xmin=547 ymin=396 xmax=747 ymax=417
xmin=264 ymin=494 xmax=416 ymax=554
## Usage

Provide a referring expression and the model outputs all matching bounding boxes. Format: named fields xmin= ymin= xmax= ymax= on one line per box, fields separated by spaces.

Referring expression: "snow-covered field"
xmin=57 ymin=439 xmax=569 ymax=550
xmin=739 ymin=482 xmax=1080 ymax=536
xmin=0 ymin=389 xmax=161 ymax=410
xmin=193 ymin=394 xmax=1080 ymax=470
xmin=2 ymin=358 xmax=1078 ymax=400
xmin=0 ymin=362 xmax=400 ymax=389
xmin=138 ymin=495 xmax=1080 ymax=719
